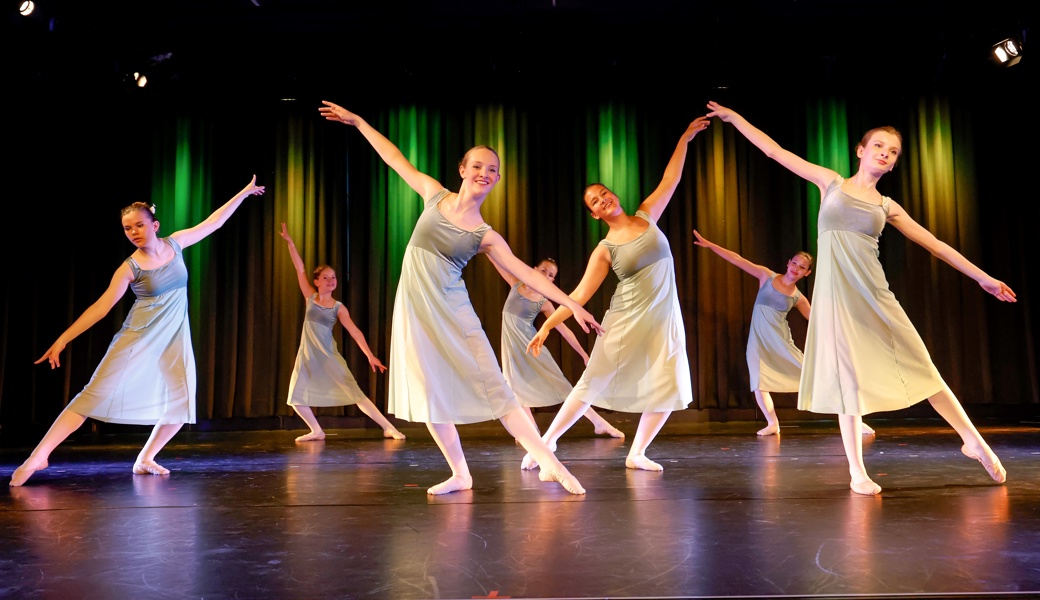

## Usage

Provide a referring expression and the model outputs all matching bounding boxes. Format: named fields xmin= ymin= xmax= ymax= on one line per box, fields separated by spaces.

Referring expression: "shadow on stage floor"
xmin=2 ymin=415 xmax=1039 ymax=600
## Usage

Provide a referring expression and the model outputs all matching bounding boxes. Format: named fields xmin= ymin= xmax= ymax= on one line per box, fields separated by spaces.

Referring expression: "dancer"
xmin=279 ymin=223 xmax=405 ymax=443
xmin=693 ymin=230 xmax=876 ymax=437
xmin=11 ymin=176 xmax=266 ymax=486
xmin=706 ymin=100 xmax=1015 ymax=495
xmin=320 ymin=100 xmax=604 ymax=495
xmin=524 ymin=115 xmax=711 ymax=472
xmin=487 ymin=255 xmax=625 ymax=439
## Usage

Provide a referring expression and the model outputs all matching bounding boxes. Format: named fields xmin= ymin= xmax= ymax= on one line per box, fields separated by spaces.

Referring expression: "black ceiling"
xmin=6 ymin=0 xmax=1033 ymax=105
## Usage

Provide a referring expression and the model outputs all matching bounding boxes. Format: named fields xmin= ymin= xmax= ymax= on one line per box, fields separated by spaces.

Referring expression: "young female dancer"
xmin=11 ymin=176 xmax=266 ymax=486
xmin=320 ymin=100 xmax=604 ymax=495
xmin=279 ymin=223 xmax=404 ymax=442
xmin=706 ymin=100 xmax=1014 ymax=494
xmin=488 ymin=255 xmax=624 ymax=439
xmin=524 ymin=115 xmax=711 ymax=472
xmin=693 ymin=230 xmax=875 ymax=437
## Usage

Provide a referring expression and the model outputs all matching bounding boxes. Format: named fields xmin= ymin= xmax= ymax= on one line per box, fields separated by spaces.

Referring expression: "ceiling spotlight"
xmin=992 ymin=37 xmax=1023 ymax=67
xmin=134 ymin=72 xmax=148 ymax=88
xmin=19 ymin=1 xmax=35 ymax=16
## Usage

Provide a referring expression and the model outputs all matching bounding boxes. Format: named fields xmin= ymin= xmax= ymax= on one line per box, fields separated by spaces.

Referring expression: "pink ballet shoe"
xmin=383 ymin=428 xmax=406 ymax=440
xmin=961 ymin=445 xmax=1007 ymax=484
xmin=9 ymin=459 xmax=49 ymax=487
xmin=539 ymin=465 xmax=585 ymax=495
xmin=132 ymin=460 xmax=171 ymax=476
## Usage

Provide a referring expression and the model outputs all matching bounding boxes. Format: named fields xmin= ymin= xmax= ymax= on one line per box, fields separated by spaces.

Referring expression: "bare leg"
xmin=500 ymin=408 xmax=584 ymax=494
xmin=839 ymin=414 xmax=880 ymax=495
xmin=9 ymin=409 xmax=88 ymax=486
xmin=291 ymin=405 xmax=326 ymax=442
xmin=582 ymin=407 xmax=625 ymax=439
xmin=626 ymin=411 xmax=671 ymax=471
xmin=754 ymin=390 xmax=780 ymax=436
xmin=927 ymin=386 xmax=1005 ymax=483
xmin=133 ymin=423 xmax=183 ymax=476
xmin=425 ymin=422 xmax=473 ymax=495
xmin=353 ymin=398 xmax=406 ymax=439
xmin=520 ymin=396 xmax=591 ymax=470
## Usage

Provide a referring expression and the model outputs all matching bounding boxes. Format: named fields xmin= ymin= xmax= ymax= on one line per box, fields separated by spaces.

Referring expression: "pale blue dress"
xmin=388 ymin=189 xmax=520 ymax=424
xmin=501 ymin=282 xmax=574 ymax=408
xmin=568 ymin=210 xmax=693 ymax=413
xmin=799 ymin=176 xmax=946 ymax=415
xmin=67 ymin=237 xmax=196 ymax=425
xmin=287 ymin=294 xmax=368 ymax=407
xmin=747 ymin=273 xmax=804 ymax=392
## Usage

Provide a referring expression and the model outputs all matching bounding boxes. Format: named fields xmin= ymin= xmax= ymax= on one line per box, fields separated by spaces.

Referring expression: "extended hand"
xmin=319 ymin=101 xmax=361 ymax=126
xmin=981 ymin=277 xmax=1017 ymax=302
xmin=34 ymin=342 xmax=66 ymax=369
xmin=241 ymin=174 xmax=265 ymax=198
xmin=370 ymin=356 xmax=388 ymax=373
xmin=705 ymin=101 xmax=736 ymax=122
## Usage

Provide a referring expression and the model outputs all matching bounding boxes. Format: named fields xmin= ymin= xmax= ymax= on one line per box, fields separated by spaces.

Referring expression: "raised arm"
xmin=527 ymin=246 xmax=613 ymax=357
xmin=640 ymin=116 xmax=711 ymax=221
xmin=170 ymin=175 xmax=265 ymax=249
xmin=337 ymin=305 xmax=388 ymax=373
xmin=34 ymin=263 xmax=135 ymax=369
xmin=693 ymin=229 xmax=773 ymax=286
xmin=481 ymin=232 xmax=604 ymax=336
xmin=279 ymin=223 xmax=316 ymax=299
xmin=540 ymin=300 xmax=591 ymax=365
xmin=319 ymin=101 xmax=444 ymax=201
xmin=886 ymin=201 xmax=1017 ymax=302
xmin=705 ymin=101 xmax=838 ymax=192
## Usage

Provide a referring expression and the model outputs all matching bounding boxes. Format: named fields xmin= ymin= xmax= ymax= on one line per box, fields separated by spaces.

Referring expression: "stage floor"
xmin=2 ymin=415 xmax=1039 ymax=600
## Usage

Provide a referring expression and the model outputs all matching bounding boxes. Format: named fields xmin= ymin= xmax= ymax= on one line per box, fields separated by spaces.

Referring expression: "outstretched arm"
xmin=319 ymin=101 xmax=444 ymax=201
xmin=527 ymin=246 xmax=612 ymax=357
xmin=706 ymin=101 xmax=838 ymax=192
xmin=640 ymin=116 xmax=711 ymax=221
xmin=540 ymin=300 xmax=591 ymax=365
xmin=35 ymin=263 xmax=135 ymax=369
xmin=170 ymin=175 xmax=265 ymax=249
xmin=693 ymin=229 xmax=773 ymax=286
xmin=279 ymin=223 xmax=316 ymax=299
xmin=485 ymin=251 xmax=520 ymax=288
xmin=337 ymin=305 xmax=388 ymax=373
xmin=887 ymin=201 xmax=1017 ymax=302
xmin=481 ymin=232 xmax=604 ymax=336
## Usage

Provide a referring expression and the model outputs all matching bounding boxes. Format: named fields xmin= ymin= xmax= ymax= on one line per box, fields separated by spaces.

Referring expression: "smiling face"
xmin=583 ymin=184 xmax=621 ymax=219
xmin=313 ymin=267 xmax=338 ymax=293
xmin=785 ymin=252 xmax=813 ymax=282
xmin=458 ymin=146 xmax=501 ymax=194
xmin=856 ymin=127 xmax=902 ymax=175
xmin=121 ymin=209 xmax=159 ymax=247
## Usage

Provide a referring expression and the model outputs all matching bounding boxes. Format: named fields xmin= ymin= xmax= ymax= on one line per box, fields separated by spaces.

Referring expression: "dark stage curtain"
xmin=2 ymin=88 xmax=1036 ymax=440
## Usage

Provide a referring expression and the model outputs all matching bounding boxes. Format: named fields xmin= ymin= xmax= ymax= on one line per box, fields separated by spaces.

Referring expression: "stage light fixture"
xmin=19 ymin=1 xmax=35 ymax=16
xmin=134 ymin=72 xmax=148 ymax=88
xmin=992 ymin=37 xmax=1023 ymax=67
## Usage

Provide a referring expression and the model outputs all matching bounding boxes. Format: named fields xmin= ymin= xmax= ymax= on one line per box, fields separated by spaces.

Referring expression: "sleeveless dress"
xmin=66 ymin=237 xmax=196 ymax=425
xmin=500 ymin=282 xmax=574 ymax=408
xmin=387 ymin=189 xmax=520 ymax=424
xmin=286 ymin=294 xmax=368 ymax=407
xmin=567 ymin=210 xmax=692 ymax=413
xmin=799 ymin=176 xmax=946 ymax=415
xmin=747 ymin=273 xmax=804 ymax=392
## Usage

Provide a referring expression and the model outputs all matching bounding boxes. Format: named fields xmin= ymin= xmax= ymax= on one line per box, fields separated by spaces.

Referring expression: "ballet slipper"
xmin=520 ymin=453 xmax=539 ymax=470
xmin=427 ymin=475 xmax=473 ymax=495
xmin=850 ymin=478 xmax=881 ymax=495
xmin=383 ymin=428 xmax=406 ymax=440
xmin=862 ymin=424 xmax=876 ymax=435
xmin=595 ymin=423 xmax=626 ymax=439
xmin=9 ymin=458 xmax=49 ymax=487
xmin=625 ymin=455 xmax=663 ymax=472
xmin=961 ymin=445 xmax=1007 ymax=484
xmin=538 ymin=465 xmax=586 ymax=495
xmin=756 ymin=423 xmax=780 ymax=437
xmin=132 ymin=460 xmax=171 ymax=476
xmin=295 ymin=431 xmax=326 ymax=442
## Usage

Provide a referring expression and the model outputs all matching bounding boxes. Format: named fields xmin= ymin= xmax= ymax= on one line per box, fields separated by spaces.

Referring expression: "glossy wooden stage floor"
xmin=2 ymin=415 xmax=1039 ymax=600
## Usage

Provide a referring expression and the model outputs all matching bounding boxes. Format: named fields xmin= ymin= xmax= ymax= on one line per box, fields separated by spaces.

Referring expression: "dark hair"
xmin=458 ymin=145 xmax=500 ymax=169
xmin=582 ymin=183 xmax=607 ymax=215
xmin=120 ymin=202 xmax=157 ymax=222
